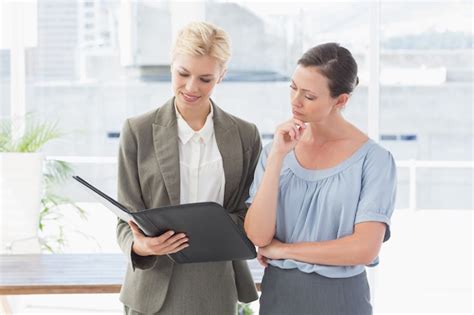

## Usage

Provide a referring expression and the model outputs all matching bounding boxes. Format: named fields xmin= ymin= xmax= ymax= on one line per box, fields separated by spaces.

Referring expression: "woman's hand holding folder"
xmin=128 ymin=221 xmax=189 ymax=257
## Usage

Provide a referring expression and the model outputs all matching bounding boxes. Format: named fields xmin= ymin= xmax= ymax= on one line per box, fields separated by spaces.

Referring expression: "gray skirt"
xmin=259 ymin=266 xmax=372 ymax=315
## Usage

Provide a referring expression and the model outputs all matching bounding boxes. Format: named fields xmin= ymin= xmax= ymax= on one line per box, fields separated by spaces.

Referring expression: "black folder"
xmin=72 ymin=176 xmax=256 ymax=264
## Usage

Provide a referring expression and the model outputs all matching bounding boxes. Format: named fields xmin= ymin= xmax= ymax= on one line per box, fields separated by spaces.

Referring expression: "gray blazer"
xmin=116 ymin=97 xmax=261 ymax=313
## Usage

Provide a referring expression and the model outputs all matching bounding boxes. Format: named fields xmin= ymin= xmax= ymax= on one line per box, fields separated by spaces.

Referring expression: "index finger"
xmin=257 ymin=253 xmax=268 ymax=267
xmin=292 ymin=118 xmax=306 ymax=128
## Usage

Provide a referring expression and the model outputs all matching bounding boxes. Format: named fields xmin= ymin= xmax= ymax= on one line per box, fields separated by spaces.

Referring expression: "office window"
xmin=375 ymin=1 xmax=472 ymax=313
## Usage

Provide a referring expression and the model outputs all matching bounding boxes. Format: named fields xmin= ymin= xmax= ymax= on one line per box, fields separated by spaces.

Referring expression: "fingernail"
xmin=169 ymin=231 xmax=175 ymax=235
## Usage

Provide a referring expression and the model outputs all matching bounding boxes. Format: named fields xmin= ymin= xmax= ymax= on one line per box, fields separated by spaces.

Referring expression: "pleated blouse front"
xmin=247 ymin=139 xmax=397 ymax=278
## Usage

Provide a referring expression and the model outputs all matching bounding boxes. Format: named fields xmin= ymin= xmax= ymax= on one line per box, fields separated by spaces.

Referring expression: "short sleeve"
xmin=246 ymin=142 xmax=272 ymax=205
xmin=355 ymin=146 xmax=397 ymax=242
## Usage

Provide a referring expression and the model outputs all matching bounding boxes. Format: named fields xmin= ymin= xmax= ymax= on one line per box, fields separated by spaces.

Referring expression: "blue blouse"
xmin=247 ymin=139 xmax=397 ymax=278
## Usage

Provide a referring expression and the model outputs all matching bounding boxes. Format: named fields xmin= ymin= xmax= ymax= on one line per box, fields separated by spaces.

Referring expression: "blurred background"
xmin=0 ymin=0 xmax=472 ymax=314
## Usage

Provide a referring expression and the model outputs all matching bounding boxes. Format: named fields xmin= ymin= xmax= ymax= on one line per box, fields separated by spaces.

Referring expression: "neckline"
xmin=287 ymin=139 xmax=374 ymax=181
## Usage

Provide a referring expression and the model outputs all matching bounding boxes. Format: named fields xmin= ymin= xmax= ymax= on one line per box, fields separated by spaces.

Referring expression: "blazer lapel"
xmin=213 ymin=102 xmax=243 ymax=207
xmin=152 ymin=98 xmax=181 ymax=205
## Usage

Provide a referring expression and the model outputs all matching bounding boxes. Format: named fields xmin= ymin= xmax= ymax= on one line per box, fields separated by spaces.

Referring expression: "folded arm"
xmin=243 ymin=152 xmax=282 ymax=246
xmin=259 ymin=221 xmax=386 ymax=266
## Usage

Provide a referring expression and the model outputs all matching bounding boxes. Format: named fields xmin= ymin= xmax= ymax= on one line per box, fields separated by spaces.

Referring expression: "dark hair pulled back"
xmin=297 ymin=42 xmax=359 ymax=98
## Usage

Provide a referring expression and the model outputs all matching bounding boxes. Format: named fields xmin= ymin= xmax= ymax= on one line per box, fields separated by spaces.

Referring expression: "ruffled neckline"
xmin=287 ymin=139 xmax=374 ymax=181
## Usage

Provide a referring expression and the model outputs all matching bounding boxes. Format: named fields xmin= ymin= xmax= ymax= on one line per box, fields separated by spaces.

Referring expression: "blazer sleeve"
xmin=116 ymin=119 xmax=158 ymax=271
xmin=227 ymin=124 xmax=262 ymax=228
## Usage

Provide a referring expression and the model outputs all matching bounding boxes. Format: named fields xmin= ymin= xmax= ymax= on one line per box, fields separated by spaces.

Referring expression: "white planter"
xmin=0 ymin=153 xmax=44 ymax=253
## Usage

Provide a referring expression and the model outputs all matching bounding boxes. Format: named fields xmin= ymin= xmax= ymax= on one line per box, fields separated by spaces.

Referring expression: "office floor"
xmin=7 ymin=294 xmax=262 ymax=314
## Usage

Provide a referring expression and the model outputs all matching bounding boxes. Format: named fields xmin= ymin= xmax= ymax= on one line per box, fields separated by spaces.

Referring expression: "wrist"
xmin=278 ymin=242 xmax=291 ymax=259
xmin=267 ymin=150 xmax=287 ymax=163
xmin=132 ymin=242 xmax=149 ymax=257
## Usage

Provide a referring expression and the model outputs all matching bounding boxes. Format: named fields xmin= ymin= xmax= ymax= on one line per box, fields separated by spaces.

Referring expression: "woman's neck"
xmin=175 ymin=99 xmax=211 ymax=131
xmin=303 ymin=113 xmax=357 ymax=146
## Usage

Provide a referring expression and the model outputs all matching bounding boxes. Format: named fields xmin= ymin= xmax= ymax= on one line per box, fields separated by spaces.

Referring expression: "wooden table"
xmin=0 ymin=254 xmax=263 ymax=314
xmin=0 ymin=254 xmax=126 ymax=295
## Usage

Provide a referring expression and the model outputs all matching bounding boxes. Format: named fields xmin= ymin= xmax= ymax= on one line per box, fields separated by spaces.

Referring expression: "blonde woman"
xmin=116 ymin=21 xmax=260 ymax=314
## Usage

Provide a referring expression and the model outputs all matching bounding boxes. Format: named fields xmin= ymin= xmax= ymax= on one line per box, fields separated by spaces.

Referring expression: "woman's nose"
xmin=185 ymin=78 xmax=198 ymax=93
xmin=291 ymin=95 xmax=302 ymax=108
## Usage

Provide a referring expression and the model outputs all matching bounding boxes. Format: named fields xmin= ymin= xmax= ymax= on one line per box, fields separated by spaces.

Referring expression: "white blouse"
xmin=175 ymin=104 xmax=225 ymax=205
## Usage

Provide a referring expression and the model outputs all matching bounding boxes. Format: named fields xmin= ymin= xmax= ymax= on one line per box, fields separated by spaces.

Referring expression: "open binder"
xmin=72 ymin=175 xmax=256 ymax=264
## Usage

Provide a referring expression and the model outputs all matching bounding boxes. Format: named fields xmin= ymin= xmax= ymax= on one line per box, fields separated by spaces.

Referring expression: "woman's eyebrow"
xmin=178 ymin=66 xmax=215 ymax=77
xmin=291 ymin=80 xmax=317 ymax=94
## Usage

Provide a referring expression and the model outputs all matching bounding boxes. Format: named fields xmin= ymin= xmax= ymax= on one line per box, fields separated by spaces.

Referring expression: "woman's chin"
xmin=292 ymin=113 xmax=306 ymax=122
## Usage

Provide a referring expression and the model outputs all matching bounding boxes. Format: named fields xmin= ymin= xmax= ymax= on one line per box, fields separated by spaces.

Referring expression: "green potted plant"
xmin=39 ymin=158 xmax=87 ymax=252
xmin=238 ymin=302 xmax=254 ymax=315
xmin=0 ymin=115 xmax=85 ymax=253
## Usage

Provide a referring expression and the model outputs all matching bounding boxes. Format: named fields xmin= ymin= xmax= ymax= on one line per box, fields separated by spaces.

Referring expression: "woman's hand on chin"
xmin=270 ymin=118 xmax=306 ymax=158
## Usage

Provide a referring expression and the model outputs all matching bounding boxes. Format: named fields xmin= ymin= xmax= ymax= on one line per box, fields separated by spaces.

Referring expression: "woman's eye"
xmin=178 ymin=72 xmax=189 ymax=77
xmin=289 ymin=85 xmax=296 ymax=90
xmin=305 ymin=95 xmax=315 ymax=101
xmin=200 ymin=78 xmax=211 ymax=83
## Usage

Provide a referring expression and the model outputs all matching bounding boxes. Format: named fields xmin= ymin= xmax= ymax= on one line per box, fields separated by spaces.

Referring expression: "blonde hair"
xmin=172 ymin=21 xmax=231 ymax=66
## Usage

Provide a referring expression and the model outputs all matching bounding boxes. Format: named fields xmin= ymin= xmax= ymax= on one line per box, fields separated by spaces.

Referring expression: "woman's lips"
xmin=181 ymin=92 xmax=200 ymax=103
xmin=292 ymin=109 xmax=303 ymax=116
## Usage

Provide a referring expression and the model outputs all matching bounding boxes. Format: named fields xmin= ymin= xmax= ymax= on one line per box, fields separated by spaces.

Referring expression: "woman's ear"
xmin=334 ymin=93 xmax=350 ymax=110
xmin=217 ymin=68 xmax=227 ymax=84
